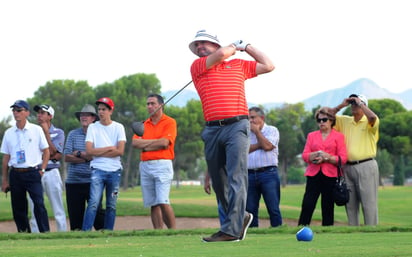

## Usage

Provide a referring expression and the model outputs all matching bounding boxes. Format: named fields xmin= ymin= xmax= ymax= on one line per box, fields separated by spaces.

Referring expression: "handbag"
xmin=333 ymin=156 xmax=350 ymax=206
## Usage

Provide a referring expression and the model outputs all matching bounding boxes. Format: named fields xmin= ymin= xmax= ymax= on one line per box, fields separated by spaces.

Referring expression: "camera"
xmin=349 ymin=100 xmax=356 ymax=105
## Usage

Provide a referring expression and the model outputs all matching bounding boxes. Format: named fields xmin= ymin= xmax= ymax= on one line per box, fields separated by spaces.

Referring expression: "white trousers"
xmin=29 ymin=168 xmax=67 ymax=232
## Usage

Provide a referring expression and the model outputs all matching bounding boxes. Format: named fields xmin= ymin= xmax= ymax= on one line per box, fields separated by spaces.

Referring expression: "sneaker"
xmin=202 ymin=231 xmax=240 ymax=242
xmin=240 ymin=212 xmax=253 ymax=240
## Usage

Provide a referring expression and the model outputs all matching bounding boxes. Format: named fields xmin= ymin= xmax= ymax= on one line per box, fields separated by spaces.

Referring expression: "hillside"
xmin=163 ymin=78 xmax=412 ymax=110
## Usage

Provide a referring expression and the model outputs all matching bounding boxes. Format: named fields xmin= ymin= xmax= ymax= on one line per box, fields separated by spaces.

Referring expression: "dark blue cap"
xmin=10 ymin=100 xmax=30 ymax=110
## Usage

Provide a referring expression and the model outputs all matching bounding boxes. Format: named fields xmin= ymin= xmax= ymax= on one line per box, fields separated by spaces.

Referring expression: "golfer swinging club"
xmin=188 ymin=29 xmax=275 ymax=242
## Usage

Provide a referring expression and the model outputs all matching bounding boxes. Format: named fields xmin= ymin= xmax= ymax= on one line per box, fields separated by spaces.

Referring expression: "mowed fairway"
xmin=1 ymin=185 xmax=411 ymax=256
xmin=1 ymin=231 xmax=411 ymax=257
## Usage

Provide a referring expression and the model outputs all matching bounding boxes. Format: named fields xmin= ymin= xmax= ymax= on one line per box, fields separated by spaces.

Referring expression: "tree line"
xmin=1 ymin=73 xmax=411 ymax=188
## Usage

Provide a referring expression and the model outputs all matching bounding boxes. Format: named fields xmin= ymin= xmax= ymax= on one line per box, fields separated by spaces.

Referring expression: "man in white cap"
xmin=188 ymin=29 xmax=275 ymax=242
xmin=332 ymin=94 xmax=380 ymax=226
xmin=29 ymin=104 xmax=67 ymax=232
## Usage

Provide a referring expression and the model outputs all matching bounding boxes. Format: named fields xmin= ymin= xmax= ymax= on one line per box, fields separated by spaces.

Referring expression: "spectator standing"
xmin=132 ymin=94 xmax=176 ymax=229
xmin=188 ymin=29 xmax=275 ymax=242
xmin=1 ymin=100 xmax=50 ymax=232
xmin=246 ymin=107 xmax=282 ymax=227
xmin=29 ymin=104 xmax=67 ymax=232
xmin=82 ymin=97 xmax=126 ymax=231
xmin=332 ymin=94 xmax=379 ymax=225
xmin=298 ymin=107 xmax=347 ymax=226
xmin=64 ymin=104 xmax=105 ymax=230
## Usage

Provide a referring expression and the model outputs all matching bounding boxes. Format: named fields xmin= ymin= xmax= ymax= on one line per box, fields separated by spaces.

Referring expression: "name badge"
xmin=17 ymin=150 xmax=26 ymax=164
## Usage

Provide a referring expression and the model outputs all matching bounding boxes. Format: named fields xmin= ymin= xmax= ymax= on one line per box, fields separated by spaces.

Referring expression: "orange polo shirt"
xmin=132 ymin=114 xmax=177 ymax=161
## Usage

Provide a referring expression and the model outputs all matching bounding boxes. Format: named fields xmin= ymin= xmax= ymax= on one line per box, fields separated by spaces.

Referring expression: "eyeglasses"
xmin=317 ymin=118 xmax=329 ymax=123
xmin=12 ymin=108 xmax=24 ymax=113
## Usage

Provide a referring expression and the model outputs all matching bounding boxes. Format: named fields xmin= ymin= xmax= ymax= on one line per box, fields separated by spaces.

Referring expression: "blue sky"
xmin=1 ymin=0 xmax=411 ymax=120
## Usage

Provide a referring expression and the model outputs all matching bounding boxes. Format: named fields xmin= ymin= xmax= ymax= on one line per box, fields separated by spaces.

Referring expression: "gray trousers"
xmin=344 ymin=159 xmax=379 ymax=225
xmin=201 ymin=119 xmax=250 ymax=237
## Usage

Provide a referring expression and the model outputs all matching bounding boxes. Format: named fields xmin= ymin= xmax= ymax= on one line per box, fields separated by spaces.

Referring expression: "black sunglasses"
xmin=317 ymin=118 xmax=329 ymax=123
xmin=12 ymin=108 xmax=24 ymax=113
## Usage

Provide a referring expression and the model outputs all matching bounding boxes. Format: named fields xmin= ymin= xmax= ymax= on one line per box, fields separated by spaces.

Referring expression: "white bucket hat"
xmin=189 ymin=29 xmax=221 ymax=55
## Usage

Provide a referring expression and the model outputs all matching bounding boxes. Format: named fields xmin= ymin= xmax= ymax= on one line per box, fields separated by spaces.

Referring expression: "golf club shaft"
xmin=149 ymin=80 xmax=193 ymax=116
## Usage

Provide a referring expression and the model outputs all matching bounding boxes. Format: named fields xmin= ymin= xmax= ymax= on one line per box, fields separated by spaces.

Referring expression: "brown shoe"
xmin=202 ymin=231 xmax=240 ymax=242
xmin=240 ymin=212 xmax=253 ymax=240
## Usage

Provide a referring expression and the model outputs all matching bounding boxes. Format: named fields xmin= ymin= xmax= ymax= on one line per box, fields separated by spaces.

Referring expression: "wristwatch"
xmin=76 ymin=151 xmax=82 ymax=158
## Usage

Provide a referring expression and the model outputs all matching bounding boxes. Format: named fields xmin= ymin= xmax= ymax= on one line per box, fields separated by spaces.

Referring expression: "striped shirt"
xmin=248 ymin=123 xmax=279 ymax=169
xmin=64 ymin=127 xmax=93 ymax=184
xmin=190 ymin=57 xmax=257 ymax=121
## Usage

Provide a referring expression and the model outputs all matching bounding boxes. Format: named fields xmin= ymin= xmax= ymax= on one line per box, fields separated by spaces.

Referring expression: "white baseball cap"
xmin=349 ymin=94 xmax=368 ymax=106
xmin=34 ymin=104 xmax=55 ymax=118
xmin=189 ymin=29 xmax=221 ymax=55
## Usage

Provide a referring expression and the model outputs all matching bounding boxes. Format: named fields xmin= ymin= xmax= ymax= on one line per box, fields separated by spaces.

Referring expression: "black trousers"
xmin=298 ymin=172 xmax=336 ymax=226
xmin=10 ymin=169 xmax=50 ymax=232
xmin=65 ymin=183 xmax=105 ymax=231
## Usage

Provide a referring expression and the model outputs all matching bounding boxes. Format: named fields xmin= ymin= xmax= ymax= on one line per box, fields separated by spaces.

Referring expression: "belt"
xmin=12 ymin=167 xmax=36 ymax=172
xmin=347 ymin=158 xmax=374 ymax=165
xmin=205 ymin=115 xmax=249 ymax=126
xmin=248 ymin=166 xmax=277 ymax=172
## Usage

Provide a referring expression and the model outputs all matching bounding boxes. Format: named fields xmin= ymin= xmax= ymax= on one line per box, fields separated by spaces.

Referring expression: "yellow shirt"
xmin=335 ymin=115 xmax=379 ymax=161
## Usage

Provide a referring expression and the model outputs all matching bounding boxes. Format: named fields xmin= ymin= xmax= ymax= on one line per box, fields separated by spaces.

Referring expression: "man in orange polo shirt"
xmin=189 ymin=29 xmax=275 ymax=242
xmin=132 ymin=94 xmax=177 ymax=229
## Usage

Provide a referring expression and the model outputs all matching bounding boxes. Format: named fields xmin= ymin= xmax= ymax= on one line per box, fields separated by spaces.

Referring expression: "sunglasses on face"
xmin=317 ymin=118 xmax=329 ymax=123
xmin=12 ymin=108 xmax=24 ymax=113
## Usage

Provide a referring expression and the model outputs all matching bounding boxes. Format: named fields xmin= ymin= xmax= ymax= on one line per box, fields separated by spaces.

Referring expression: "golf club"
xmin=131 ymin=80 xmax=193 ymax=136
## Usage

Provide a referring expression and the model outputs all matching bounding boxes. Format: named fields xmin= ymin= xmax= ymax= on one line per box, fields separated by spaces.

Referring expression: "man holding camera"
xmin=332 ymin=94 xmax=379 ymax=226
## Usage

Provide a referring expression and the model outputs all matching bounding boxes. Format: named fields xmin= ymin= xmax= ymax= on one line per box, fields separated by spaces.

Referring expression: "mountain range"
xmin=163 ymin=78 xmax=412 ymax=111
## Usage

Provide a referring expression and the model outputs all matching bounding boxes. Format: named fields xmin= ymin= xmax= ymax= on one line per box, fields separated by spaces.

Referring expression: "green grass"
xmin=1 ymin=184 xmax=412 ymax=225
xmin=0 ymin=185 xmax=411 ymax=256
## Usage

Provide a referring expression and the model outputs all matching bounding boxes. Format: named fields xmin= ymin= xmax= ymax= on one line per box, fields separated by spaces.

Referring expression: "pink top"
xmin=302 ymin=129 xmax=348 ymax=177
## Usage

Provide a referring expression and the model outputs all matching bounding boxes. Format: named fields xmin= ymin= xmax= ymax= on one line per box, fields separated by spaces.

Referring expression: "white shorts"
xmin=140 ymin=159 xmax=174 ymax=208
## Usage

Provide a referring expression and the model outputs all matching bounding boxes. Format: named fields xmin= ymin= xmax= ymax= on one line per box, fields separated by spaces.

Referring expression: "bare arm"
xmin=205 ymin=44 xmax=236 ymax=69
xmin=2 ymin=154 xmax=10 ymax=192
xmin=249 ymin=124 xmax=274 ymax=153
xmin=244 ymin=44 xmax=275 ymax=75
xmin=132 ymin=138 xmax=170 ymax=152
xmin=86 ymin=141 xmax=126 ymax=157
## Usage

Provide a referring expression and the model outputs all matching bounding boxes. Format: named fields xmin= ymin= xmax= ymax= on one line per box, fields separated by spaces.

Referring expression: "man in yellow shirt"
xmin=332 ymin=94 xmax=379 ymax=226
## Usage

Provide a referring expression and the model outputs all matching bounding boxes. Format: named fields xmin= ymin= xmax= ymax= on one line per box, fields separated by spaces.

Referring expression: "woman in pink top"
xmin=298 ymin=107 xmax=347 ymax=226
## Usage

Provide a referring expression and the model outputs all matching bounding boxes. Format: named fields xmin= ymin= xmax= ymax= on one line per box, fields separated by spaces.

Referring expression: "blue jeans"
xmin=246 ymin=166 xmax=282 ymax=227
xmin=82 ymin=169 xmax=121 ymax=231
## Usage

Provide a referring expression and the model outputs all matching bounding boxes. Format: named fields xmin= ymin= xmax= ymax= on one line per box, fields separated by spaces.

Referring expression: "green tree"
xmin=376 ymin=149 xmax=394 ymax=186
xmin=167 ymin=100 xmax=204 ymax=183
xmin=393 ymin=155 xmax=406 ymax=186
xmin=266 ymin=103 xmax=307 ymax=186
xmin=28 ymin=80 xmax=96 ymax=132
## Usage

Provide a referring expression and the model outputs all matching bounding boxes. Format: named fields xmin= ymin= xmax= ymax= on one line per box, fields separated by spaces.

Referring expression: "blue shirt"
xmin=64 ymin=127 xmax=92 ymax=184
xmin=47 ymin=124 xmax=65 ymax=169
